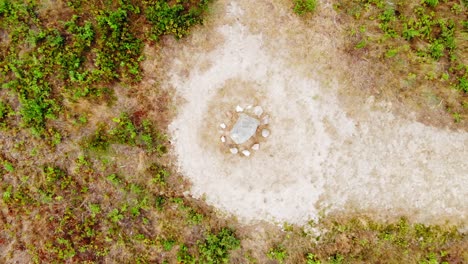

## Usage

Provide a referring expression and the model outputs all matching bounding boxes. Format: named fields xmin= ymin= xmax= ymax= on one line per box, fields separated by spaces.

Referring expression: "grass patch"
xmin=334 ymin=0 xmax=468 ymax=124
xmin=84 ymin=112 xmax=167 ymax=155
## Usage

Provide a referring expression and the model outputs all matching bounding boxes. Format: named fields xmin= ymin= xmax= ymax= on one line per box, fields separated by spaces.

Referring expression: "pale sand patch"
xmin=167 ymin=0 xmax=468 ymax=226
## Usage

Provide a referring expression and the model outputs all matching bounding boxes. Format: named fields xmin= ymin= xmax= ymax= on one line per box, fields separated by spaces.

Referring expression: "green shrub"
xmin=294 ymin=0 xmax=317 ymax=15
xmin=457 ymin=77 xmax=468 ymax=93
xmin=423 ymin=0 xmax=439 ymax=7
xmin=109 ymin=113 xmax=138 ymax=145
xmin=198 ymin=228 xmax=240 ymax=263
xmin=144 ymin=0 xmax=210 ymax=40
xmin=267 ymin=245 xmax=288 ymax=263
xmin=306 ymin=253 xmax=322 ymax=264
xmin=429 ymin=41 xmax=445 ymax=60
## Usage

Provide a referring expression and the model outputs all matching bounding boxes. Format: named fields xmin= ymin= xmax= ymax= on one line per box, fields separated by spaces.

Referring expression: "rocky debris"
xmin=253 ymin=106 xmax=263 ymax=116
xmin=220 ymin=123 xmax=226 ymax=129
xmin=230 ymin=113 xmax=260 ymax=144
xmin=230 ymin=147 xmax=239 ymax=154
xmin=242 ymin=150 xmax=251 ymax=156
xmin=261 ymin=129 xmax=270 ymax=138
xmin=221 ymin=136 xmax=226 ymax=143
xmin=251 ymin=144 xmax=260 ymax=150
xmin=235 ymin=105 xmax=244 ymax=112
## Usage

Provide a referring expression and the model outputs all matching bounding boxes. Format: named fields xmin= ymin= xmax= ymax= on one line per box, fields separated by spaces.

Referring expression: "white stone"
xmin=229 ymin=113 xmax=260 ymax=144
xmin=242 ymin=150 xmax=251 ymax=156
xmin=221 ymin=136 xmax=226 ymax=143
xmin=235 ymin=105 xmax=244 ymax=112
xmin=262 ymin=115 xmax=269 ymax=125
xmin=220 ymin=123 xmax=226 ymax=129
xmin=229 ymin=148 xmax=238 ymax=154
xmin=261 ymin=129 xmax=270 ymax=138
xmin=253 ymin=106 xmax=263 ymax=116
xmin=251 ymin=144 xmax=260 ymax=150
xmin=246 ymin=105 xmax=253 ymax=110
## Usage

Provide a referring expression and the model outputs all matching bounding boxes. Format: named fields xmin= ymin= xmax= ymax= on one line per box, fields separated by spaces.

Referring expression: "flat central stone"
xmin=229 ymin=113 xmax=260 ymax=144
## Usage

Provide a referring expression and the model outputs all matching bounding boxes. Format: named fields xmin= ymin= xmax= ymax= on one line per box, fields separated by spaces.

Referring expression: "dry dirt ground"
xmin=162 ymin=0 xmax=467 ymax=228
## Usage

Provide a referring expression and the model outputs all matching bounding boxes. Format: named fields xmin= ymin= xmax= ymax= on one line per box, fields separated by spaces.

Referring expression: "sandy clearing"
xmin=166 ymin=0 xmax=468 ymax=226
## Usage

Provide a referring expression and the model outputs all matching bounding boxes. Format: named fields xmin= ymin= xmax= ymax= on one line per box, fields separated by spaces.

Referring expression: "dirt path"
xmin=165 ymin=0 xmax=468 ymax=227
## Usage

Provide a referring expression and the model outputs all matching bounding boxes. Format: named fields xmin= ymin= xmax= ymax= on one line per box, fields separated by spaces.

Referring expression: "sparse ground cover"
xmin=333 ymin=0 xmax=468 ymax=126
xmin=0 ymin=0 xmax=467 ymax=263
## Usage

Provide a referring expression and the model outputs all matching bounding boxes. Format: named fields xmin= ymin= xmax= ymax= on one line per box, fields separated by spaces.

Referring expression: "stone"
xmin=235 ymin=105 xmax=244 ymax=112
xmin=221 ymin=136 xmax=226 ymax=143
xmin=229 ymin=113 xmax=260 ymax=144
xmin=251 ymin=144 xmax=260 ymax=150
xmin=230 ymin=147 xmax=238 ymax=154
xmin=253 ymin=106 xmax=263 ymax=116
xmin=261 ymin=129 xmax=270 ymax=138
xmin=262 ymin=115 xmax=269 ymax=125
xmin=220 ymin=123 xmax=226 ymax=129
xmin=242 ymin=150 xmax=251 ymax=156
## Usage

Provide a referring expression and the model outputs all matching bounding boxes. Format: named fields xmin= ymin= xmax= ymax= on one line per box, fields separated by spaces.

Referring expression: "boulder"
xmin=229 ymin=113 xmax=260 ymax=144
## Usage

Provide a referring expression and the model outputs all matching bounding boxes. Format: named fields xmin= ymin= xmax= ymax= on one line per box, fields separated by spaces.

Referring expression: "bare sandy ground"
xmin=166 ymin=0 xmax=468 ymax=227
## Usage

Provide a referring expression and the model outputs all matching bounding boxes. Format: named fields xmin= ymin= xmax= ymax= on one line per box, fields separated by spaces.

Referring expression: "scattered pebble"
xmin=230 ymin=148 xmax=238 ymax=154
xmin=221 ymin=136 xmax=226 ymax=143
xmin=262 ymin=115 xmax=269 ymax=125
xmin=246 ymin=105 xmax=253 ymax=110
xmin=220 ymin=123 xmax=226 ymax=129
xmin=241 ymin=150 xmax=251 ymax=156
xmin=235 ymin=105 xmax=243 ymax=112
xmin=251 ymin=144 xmax=260 ymax=150
xmin=253 ymin=106 xmax=263 ymax=116
xmin=262 ymin=129 xmax=270 ymax=138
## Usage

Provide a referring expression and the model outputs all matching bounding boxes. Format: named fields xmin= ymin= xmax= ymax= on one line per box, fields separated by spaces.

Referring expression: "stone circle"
xmin=218 ymin=104 xmax=270 ymax=157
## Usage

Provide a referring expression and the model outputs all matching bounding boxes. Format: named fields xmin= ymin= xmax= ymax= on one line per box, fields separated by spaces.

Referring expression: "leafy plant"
xmin=293 ymin=0 xmax=317 ymax=15
xmin=144 ymin=0 xmax=210 ymax=40
xmin=422 ymin=0 xmax=439 ymax=8
xmin=198 ymin=228 xmax=240 ymax=263
xmin=3 ymin=161 xmax=14 ymax=173
xmin=107 ymin=208 xmax=124 ymax=223
xmin=267 ymin=245 xmax=288 ymax=263
xmin=306 ymin=253 xmax=322 ymax=264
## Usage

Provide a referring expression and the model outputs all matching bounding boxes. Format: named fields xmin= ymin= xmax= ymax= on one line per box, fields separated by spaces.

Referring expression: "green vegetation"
xmin=267 ymin=245 xmax=288 ymax=263
xmin=198 ymin=228 xmax=241 ymax=263
xmin=144 ymin=0 xmax=211 ymax=40
xmin=0 ymin=0 xmax=466 ymax=263
xmin=0 ymin=0 xmax=209 ymax=138
xmin=294 ymin=0 xmax=318 ymax=15
xmin=334 ymin=0 xmax=468 ymax=124
xmin=261 ymin=216 xmax=466 ymax=263
xmin=85 ymin=112 xmax=167 ymax=155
